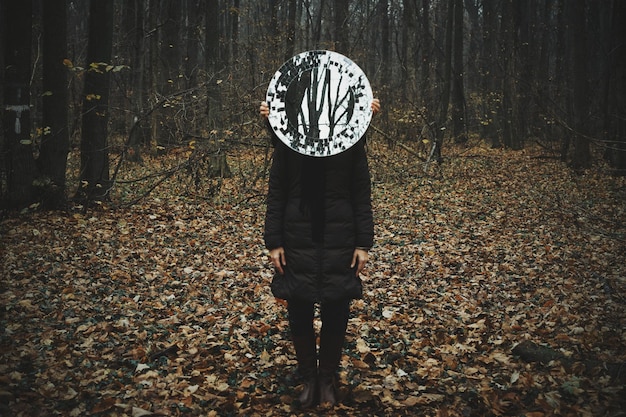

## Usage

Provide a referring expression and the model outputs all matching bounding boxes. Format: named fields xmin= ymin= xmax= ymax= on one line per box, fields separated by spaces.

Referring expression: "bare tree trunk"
xmin=375 ymin=0 xmax=390 ymax=106
xmin=286 ymin=0 xmax=297 ymax=60
xmin=570 ymin=0 xmax=591 ymax=169
xmin=400 ymin=0 xmax=414 ymax=103
xmin=206 ymin=0 xmax=223 ymax=130
xmin=451 ymin=0 xmax=466 ymax=144
xmin=515 ymin=0 xmax=533 ymax=146
xmin=127 ymin=0 xmax=148 ymax=161
xmin=606 ymin=0 xmax=626 ymax=174
xmin=420 ymin=0 xmax=431 ymax=103
xmin=77 ymin=0 xmax=113 ymax=202
xmin=40 ymin=0 xmax=69 ymax=208
xmin=231 ymin=0 xmax=240 ymax=64
xmin=313 ymin=0 xmax=324 ymax=47
xmin=147 ymin=0 xmax=160 ymax=152
xmin=158 ymin=0 xmax=182 ymax=146
xmin=184 ymin=0 xmax=201 ymax=88
xmin=481 ymin=0 xmax=500 ymax=148
xmin=2 ymin=0 xmax=34 ymax=209
xmin=556 ymin=0 xmax=570 ymax=161
xmin=434 ymin=0 xmax=454 ymax=161
xmin=536 ymin=0 xmax=554 ymax=144
xmin=334 ymin=0 xmax=349 ymax=53
xmin=380 ymin=0 xmax=390 ymax=75
xmin=500 ymin=0 xmax=519 ymax=149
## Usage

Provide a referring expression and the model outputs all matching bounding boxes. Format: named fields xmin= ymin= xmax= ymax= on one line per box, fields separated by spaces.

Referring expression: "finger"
xmin=357 ymin=257 xmax=365 ymax=275
xmin=272 ymin=257 xmax=284 ymax=275
xmin=276 ymin=251 xmax=286 ymax=274
xmin=371 ymin=99 xmax=380 ymax=113
xmin=259 ymin=102 xmax=270 ymax=117
xmin=358 ymin=261 xmax=367 ymax=276
xmin=357 ymin=253 xmax=368 ymax=275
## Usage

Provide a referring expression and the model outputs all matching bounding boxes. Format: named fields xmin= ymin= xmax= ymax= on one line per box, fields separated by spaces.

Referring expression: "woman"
xmin=261 ymin=98 xmax=380 ymax=408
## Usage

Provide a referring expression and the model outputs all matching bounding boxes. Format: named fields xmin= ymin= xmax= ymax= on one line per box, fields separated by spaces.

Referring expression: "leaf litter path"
xmin=1 ymin=143 xmax=625 ymax=416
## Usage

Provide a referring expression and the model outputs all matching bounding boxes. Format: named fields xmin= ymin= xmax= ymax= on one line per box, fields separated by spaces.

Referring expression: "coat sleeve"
xmin=351 ymin=138 xmax=374 ymax=249
xmin=264 ymin=144 xmax=287 ymax=250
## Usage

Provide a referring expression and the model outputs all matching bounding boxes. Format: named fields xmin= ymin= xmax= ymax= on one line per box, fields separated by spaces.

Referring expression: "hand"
xmin=351 ymin=248 xmax=369 ymax=276
xmin=269 ymin=247 xmax=286 ymax=274
xmin=371 ymin=98 xmax=381 ymax=115
xmin=260 ymin=101 xmax=270 ymax=118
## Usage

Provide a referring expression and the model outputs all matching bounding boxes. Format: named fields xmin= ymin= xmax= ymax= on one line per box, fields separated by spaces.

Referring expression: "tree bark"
xmin=500 ymin=0 xmax=519 ymax=149
xmin=231 ymin=0 xmax=240 ymax=65
xmin=556 ymin=0 xmax=570 ymax=161
xmin=434 ymin=0 xmax=454 ymax=161
xmin=126 ymin=0 xmax=148 ymax=161
xmin=77 ymin=0 xmax=114 ymax=202
xmin=481 ymin=0 xmax=500 ymax=148
xmin=515 ymin=0 xmax=533 ymax=146
xmin=570 ymin=0 xmax=591 ymax=170
xmin=40 ymin=0 xmax=69 ymax=208
xmin=606 ymin=0 xmax=626 ymax=174
xmin=400 ymin=0 xmax=414 ymax=103
xmin=420 ymin=0 xmax=431 ymax=102
xmin=380 ymin=0 xmax=390 ymax=82
xmin=206 ymin=0 xmax=223 ymax=130
xmin=158 ymin=0 xmax=182 ymax=146
xmin=286 ymin=0 xmax=297 ymax=60
xmin=451 ymin=0 xmax=466 ymax=144
xmin=1 ymin=0 xmax=34 ymax=209
xmin=334 ymin=0 xmax=349 ymax=54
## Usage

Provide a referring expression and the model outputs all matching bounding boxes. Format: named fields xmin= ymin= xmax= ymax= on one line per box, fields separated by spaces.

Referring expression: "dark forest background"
xmin=1 ymin=0 xmax=625 ymax=210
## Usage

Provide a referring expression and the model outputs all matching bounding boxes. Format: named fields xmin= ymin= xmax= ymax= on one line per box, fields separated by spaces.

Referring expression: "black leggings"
xmin=287 ymin=299 xmax=351 ymax=337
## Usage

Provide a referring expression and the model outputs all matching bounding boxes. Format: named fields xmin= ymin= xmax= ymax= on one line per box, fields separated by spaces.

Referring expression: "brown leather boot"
xmin=318 ymin=330 xmax=345 ymax=406
xmin=291 ymin=334 xmax=318 ymax=408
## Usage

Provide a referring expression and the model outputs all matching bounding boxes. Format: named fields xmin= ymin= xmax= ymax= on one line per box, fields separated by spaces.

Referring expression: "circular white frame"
xmin=266 ymin=50 xmax=373 ymax=157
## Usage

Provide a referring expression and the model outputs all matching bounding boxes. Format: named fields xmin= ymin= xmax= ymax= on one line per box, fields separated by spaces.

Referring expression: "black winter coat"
xmin=264 ymin=138 xmax=374 ymax=303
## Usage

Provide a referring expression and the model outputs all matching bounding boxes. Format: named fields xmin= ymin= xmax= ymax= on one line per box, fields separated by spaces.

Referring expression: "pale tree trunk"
xmin=40 ymin=0 xmax=69 ymax=208
xmin=1 ymin=0 xmax=34 ymax=209
xmin=77 ymin=0 xmax=114 ymax=202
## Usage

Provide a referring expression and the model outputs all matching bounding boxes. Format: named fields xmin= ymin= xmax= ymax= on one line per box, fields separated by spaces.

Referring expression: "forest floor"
xmin=1 ymin=139 xmax=625 ymax=416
